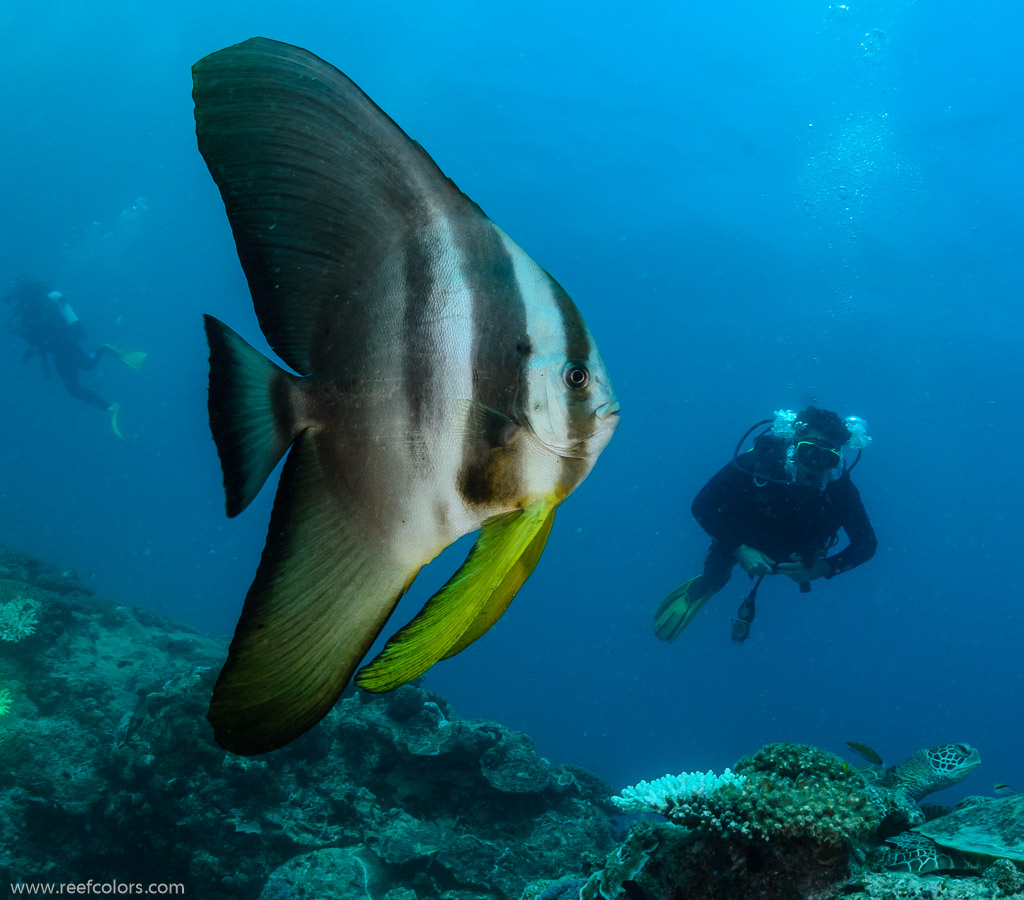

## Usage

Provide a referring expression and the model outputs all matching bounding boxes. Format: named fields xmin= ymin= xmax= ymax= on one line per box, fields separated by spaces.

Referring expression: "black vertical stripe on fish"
xmin=550 ymin=279 xmax=591 ymax=365
xmin=465 ymin=227 xmax=528 ymax=415
xmin=455 ymin=224 xmax=528 ymax=506
xmin=550 ymin=278 xmax=594 ymax=456
xmin=400 ymin=226 xmax=444 ymax=441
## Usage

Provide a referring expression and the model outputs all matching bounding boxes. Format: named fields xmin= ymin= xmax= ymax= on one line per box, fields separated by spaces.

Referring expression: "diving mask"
xmin=795 ymin=439 xmax=842 ymax=471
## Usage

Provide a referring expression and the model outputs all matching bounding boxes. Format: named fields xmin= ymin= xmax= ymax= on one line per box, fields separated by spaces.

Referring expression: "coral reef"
xmin=0 ymin=579 xmax=40 ymax=642
xmin=0 ymin=546 xmax=614 ymax=899
xmin=586 ymin=742 xmax=1021 ymax=900
xmin=611 ymin=768 xmax=747 ymax=820
xmin=729 ymin=742 xmax=884 ymax=845
xmin=3 ymin=543 xmax=1018 ymax=900
xmin=841 ymin=861 xmax=1024 ymax=900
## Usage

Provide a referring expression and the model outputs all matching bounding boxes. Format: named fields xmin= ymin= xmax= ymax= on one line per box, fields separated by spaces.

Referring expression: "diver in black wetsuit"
xmin=654 ymin=406 xmax=878 ymax=643
xmin=4 ymin=275 xmax=145 ymax=440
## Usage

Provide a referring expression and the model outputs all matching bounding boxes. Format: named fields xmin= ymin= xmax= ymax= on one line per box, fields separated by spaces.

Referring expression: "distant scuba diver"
xmin=655 ymin=406 xmax=878 ymax=643
xmin=3 ymin=275 xmax=146 ymax=440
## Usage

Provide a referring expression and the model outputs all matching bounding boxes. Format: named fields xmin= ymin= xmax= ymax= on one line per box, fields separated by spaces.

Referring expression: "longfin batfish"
xmin=192 ymin=38 xmax=619 ymax=755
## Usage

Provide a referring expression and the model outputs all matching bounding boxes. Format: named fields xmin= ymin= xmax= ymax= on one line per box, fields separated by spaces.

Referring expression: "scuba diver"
xmin=4 ymin=275 xmax=146 ymax=441
xmin=654 ymin=406 xmax=877 ymax=644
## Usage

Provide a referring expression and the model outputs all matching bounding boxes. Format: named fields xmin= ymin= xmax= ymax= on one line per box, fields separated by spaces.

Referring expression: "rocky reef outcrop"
xmin=3 ymin=545 xmax=1020 ymax=900
xmin=0 ymin=546 xmax=614 ymax=899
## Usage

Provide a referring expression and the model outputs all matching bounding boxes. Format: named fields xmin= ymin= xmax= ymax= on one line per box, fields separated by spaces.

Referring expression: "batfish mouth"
xmin=595 ymin=400 xmax=621 ymax=421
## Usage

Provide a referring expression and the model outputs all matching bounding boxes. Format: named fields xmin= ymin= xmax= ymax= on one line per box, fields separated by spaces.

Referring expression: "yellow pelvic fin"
xmin=355 ymin=499 xmax=558 ymax=692
xmin=440 ymin=507 xmax=555 ymax=660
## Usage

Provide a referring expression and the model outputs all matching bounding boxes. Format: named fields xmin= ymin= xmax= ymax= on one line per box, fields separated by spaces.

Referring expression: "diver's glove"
xmin=776 ymin=557 xmax=831 ymax=582
xmin=734 ymin=544 xmax=776 ymax=577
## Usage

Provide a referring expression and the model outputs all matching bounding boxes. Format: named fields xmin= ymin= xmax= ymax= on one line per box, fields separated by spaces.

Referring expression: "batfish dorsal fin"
xmin=355 ymin=500 xmax=557 ymax=692
xmin=208 ymin=431 xmax=417 ymax=755
xmin=192 ymin=37 xmax=475 ymax=375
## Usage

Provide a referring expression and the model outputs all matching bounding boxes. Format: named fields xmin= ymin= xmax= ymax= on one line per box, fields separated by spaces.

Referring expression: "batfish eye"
xmin=562 ymin=362 xmax=590 ymax=390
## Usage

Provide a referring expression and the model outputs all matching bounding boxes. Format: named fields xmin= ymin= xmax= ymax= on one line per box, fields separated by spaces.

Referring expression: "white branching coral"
xmin=612 ymin=769 xmax=747 ymax=817
xmin=0 ymin=592 xmax=40 ymax=642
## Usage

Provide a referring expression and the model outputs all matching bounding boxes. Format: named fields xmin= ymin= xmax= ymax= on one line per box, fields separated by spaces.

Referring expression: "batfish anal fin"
xmin=354 ymin=498 xmax=558 ymax=692
xmin=208 ymin=431 xmax=416 ymax=755
xmin=204 ymin=314 xmax=300 ymax=517
xmin=440 ymin=506 xmax=555 ymax=660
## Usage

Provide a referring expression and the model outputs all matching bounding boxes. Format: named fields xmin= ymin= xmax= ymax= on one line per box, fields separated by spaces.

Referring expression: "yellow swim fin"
xmin=103 ymin=344 xmax=148 ymax=369
xmin=653 ymin=577 xmax=715 ymax=642
xmin=355 ymin=499 xmax=557 ymax=692
xmin=108 ymin=402 xmax=128 ymax=443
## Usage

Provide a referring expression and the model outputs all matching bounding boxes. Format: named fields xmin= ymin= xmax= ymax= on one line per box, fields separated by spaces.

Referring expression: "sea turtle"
xmin=846 ymin=741 xmax=981 ymax=803
xmin=882 ymin=793 xmax=1024 ymax=874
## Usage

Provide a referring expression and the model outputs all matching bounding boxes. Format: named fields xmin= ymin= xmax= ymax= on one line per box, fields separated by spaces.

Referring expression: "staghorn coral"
xmin=0 ymin=687 xmax=12 ymax=717
xmin=611 ymin=768 xmax=747 ymax=818
xmin=611 ymin=769 xmax=757 ymax=843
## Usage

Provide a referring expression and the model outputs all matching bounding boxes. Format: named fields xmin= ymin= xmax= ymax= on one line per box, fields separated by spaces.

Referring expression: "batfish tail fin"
xmin=355 ymin=500 xmax=557 ymax=693
xmin=204 ymin=314 xmax=299 ymax=517
xmin=209 ymin=431 xmax=416 ymax=755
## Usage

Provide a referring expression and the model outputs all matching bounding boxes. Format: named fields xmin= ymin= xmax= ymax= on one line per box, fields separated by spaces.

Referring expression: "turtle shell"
xmin=913 ymin=794 xmax=1024 ymax=863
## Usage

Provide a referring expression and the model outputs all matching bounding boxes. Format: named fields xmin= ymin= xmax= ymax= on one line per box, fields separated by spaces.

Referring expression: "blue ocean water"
xmin=1 ymin=0 xmax=1020 ymax=807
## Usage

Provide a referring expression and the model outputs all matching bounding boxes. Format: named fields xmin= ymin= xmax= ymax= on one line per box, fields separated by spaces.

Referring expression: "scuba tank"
xmin=48 ymin=291 xmax=79 ymax=326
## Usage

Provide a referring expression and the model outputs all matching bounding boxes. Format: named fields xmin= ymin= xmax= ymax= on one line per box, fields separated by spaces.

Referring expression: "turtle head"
xmin=926 ymin=743 xmax=982 ymax=787
xmin=891 ymin=743 xmax=981 ymax=802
